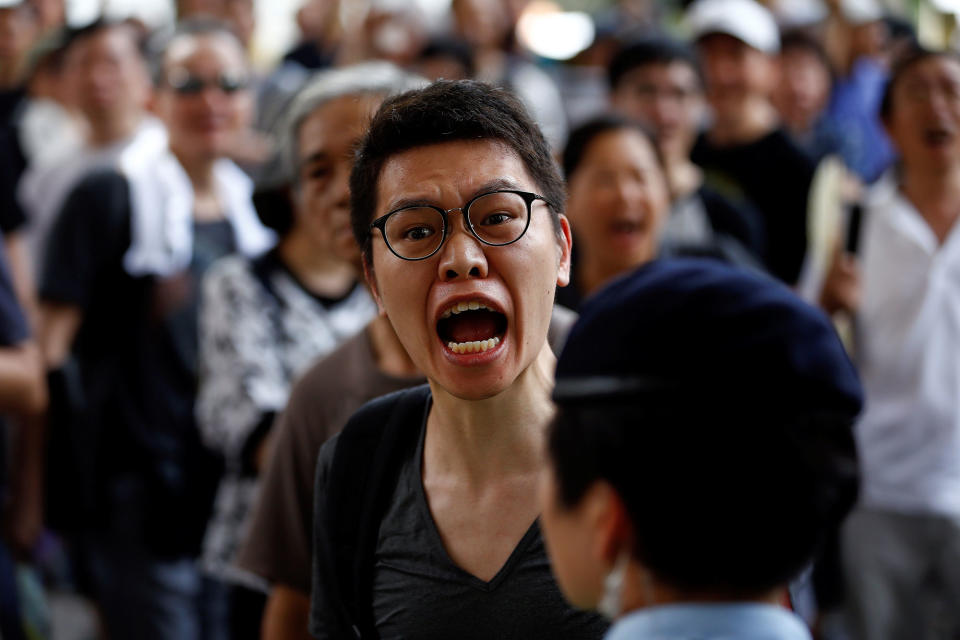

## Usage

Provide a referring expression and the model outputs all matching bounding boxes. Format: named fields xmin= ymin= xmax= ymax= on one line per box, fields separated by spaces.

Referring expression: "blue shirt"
xmin=605 ymin=603 xmax=812 ymax=640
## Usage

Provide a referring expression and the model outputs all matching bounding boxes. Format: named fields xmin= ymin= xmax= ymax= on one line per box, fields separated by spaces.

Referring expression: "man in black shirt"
xmin=686 ymin=0 xmax=816 ymax=285
xmin=37 ymin=20 xmax=272 ymax=640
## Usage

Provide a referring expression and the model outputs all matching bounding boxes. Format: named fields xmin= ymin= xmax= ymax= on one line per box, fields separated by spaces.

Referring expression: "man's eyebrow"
xmin=384 ymin=178 xmax=525 ymax=212
xmin=299 ymin=151 xmax=329 ymax=169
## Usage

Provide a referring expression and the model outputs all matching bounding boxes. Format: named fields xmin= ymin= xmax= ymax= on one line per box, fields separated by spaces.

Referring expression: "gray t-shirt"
xmin=310 ymin=395 xmax=608 ymax=639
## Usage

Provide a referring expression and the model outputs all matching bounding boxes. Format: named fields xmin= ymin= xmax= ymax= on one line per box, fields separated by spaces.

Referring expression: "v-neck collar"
xmin=411 ymin=405 xmax=541 ymax=592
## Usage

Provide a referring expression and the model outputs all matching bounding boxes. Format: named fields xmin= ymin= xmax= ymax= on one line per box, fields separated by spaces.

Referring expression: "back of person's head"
xmin=607 ymin=37 xmax=701 ymax=93
xmin=350 ymin=80 xmax=565 ymax=262
xmin=550 ymin=259 xmax=862 ymax=597
xmin=255 ymin=61 xmax=426 ymax=235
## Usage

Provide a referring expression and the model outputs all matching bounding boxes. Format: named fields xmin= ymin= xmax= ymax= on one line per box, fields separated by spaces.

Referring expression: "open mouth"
xmin=437 ymin=301 xmax=507 ymax=355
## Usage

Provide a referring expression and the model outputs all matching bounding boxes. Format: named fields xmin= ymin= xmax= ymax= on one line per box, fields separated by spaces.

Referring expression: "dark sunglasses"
xmin=165 ymin=69 xmax=249 ymax=95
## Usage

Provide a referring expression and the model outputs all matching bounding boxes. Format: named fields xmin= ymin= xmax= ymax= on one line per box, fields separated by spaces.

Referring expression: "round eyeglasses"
xmin=369 ymin=189 xmax=551 ymax=261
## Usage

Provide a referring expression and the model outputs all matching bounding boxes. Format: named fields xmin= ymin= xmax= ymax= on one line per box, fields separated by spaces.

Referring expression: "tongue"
xmin=447 ymin=312 xmax=499 ymax=343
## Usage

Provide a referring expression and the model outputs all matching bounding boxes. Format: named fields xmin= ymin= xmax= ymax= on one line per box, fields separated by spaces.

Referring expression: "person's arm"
xmin=3 ymin=231 xmax=37 ymax=328
xmin=0 ymin=340 xmax=45 ymax=415
xmin=37 ymin=302 xmax=82 ymax=370
xmin=261 ymin=585 xmax=313 ymax=640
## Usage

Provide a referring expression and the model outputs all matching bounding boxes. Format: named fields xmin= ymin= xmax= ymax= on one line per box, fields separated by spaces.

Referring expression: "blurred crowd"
xmin=0 ymin=0 xmax=957 ymax=638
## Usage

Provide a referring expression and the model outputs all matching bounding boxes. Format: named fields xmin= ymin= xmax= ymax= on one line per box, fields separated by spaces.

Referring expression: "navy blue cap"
xmin=554 ymin=259 xmax=863 ymax=419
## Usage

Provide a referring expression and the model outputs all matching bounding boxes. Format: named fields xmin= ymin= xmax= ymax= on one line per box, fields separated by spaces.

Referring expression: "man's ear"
xmin=581 ymin=480 xmax=633 ymax=569
xmin=556 ymin=214 xmax=573 ymax=288
xmin=362 ymin=258 xmax=386 ymax=315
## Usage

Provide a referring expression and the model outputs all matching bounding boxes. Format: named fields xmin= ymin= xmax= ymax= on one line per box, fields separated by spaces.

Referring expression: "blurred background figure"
xmin=774 ymin=30 xmax=843 ymax=164
xmin=195 ymin=62 xmax=425 ymax=640
xmin=37 ymin=20 xmax=272 ymax=640
xmin=608 ymin=37 xmax=764 ymax=266
xmin=19 ymin=19 xmax=165 ymax=272
xmin=687 ymin=0 xmax=816 ymax=286
xmin=558 ymin=116 xmax=669 ymax=309
xmin=414 ymin=36 xmax=474 ymax=81
xmin=451 ymin=0 xmax=567 ymax=148
xmin=820 ymin=47 xmax=960 ymax=640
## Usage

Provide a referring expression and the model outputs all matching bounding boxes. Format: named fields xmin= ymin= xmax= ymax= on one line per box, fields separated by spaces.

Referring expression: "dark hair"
xmin=780 ymin=29 xmax=834 ymax=80
xmin=608 ymin=37 xmax=702 ymax=91
xmin=417 ymin=36 xmax=476 ymax=78
xmin=350 ymin=80 xmax=566 ymax=262
xmin=562 ymin=114 xmax=661 ymax=179
xmin=63 ymin=18 xmax=148 ymax=59
xmin=548 ymin=398 xmax=859 ymax=596
xmin=880 ymin=47 xmax=960 ymax=121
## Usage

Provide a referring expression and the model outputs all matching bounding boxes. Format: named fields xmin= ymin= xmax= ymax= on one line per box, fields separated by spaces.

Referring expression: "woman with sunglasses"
xmin=37 ymin=20 xmax=273 ymax=640
xmin=308 ymin=81 xmax=606 ymax=639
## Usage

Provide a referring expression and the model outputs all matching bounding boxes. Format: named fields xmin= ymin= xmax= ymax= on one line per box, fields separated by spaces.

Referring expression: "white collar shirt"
xmin=855 ymin=175 xmax=960 ymax=516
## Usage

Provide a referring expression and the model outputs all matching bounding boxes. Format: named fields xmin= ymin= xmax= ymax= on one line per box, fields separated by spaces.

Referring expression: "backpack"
xmin=314 ymin=384 xmax=432 ymax=639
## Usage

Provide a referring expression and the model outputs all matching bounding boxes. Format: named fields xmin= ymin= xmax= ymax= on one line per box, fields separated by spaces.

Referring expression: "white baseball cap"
xmin=687 ymin=0 xmax=781 ymax=54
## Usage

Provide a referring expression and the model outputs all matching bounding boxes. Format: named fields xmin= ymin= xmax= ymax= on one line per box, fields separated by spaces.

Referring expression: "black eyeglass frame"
xmin=369 ymin=189 xmax=552 ymax=262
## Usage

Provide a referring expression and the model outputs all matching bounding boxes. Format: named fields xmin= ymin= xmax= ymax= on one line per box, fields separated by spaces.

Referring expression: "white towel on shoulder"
xmin=119 ymin=147 xmax=275 ymax=277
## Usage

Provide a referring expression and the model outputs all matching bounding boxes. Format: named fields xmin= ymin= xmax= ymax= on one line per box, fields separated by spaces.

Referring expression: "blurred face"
xmin=452 ymin=0 xmax=510 ymax=50
xmin=539 ymin=464 xmax=607 ymax=610
xmin=0 ymin=5 xmax=38 ymax=66
xmin=293 ymin=94 xmax=381 ymax=264
xmin=885 ymin=55 xmax=960 ymax=173
xmin=224 ymin=0 xmax=255 ymax=48
xmin=65 ymin=26 xmax=150 ymax=124
xmin=154 ymin=33 xmax=252 ymax=163
xmin=697 ymin=34 xmax=776 ymax=115
xmin=612 ymin=61 xmax=704 ymax=162
xmin=566 ymin=128 xmax=669 ymax=279
xmin=774 ymin=47 xmax=831 ymax=134
xmin=367 ymin=139 xmax=571 ymax=400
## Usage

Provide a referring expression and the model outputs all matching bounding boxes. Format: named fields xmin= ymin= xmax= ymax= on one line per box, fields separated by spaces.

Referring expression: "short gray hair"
xmin=280 ymin=61 xmax=427 ymax=187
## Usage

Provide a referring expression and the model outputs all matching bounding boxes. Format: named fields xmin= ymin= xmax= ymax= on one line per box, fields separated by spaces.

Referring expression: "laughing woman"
xmin=309 ymin=81 xmax=607 ymax=639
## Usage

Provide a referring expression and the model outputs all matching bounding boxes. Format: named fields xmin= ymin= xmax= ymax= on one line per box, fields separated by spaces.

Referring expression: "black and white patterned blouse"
xmin=196 ymin=250 xmax=376 ymax=587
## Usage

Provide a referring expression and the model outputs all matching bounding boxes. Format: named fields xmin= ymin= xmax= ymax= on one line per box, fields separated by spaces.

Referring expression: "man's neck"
xmin=709 ymin=99 xmax=778 ymax=147
xmin=87 ymin=111 xmax=143 ymax=148
xmin=425 ymin=343 xmax=556 ymax=484
xmin=664 ymin=158 xmax=703 ymax=201
xmin=901 ymin=164 xmax=960 ymax=244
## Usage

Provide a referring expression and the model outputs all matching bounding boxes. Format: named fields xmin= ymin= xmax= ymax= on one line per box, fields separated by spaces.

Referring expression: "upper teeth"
xmin=440 ymin=301 xmax=491 ymax=319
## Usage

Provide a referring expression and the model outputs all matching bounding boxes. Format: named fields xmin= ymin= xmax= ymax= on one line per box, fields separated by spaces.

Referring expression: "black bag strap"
xmin=320 ymin=384 xmax=431 ymax=639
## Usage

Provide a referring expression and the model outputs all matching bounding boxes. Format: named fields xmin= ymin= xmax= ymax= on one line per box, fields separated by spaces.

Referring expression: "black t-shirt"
xmin=691 ymin=128 xmax=815 ymax=285
xmin=40 ymin=170 xmax=237 ymax=556
xmin=0 ymin=125 xmax=28 ymax=234
xmin=310 ymin=395 xmax=608 ymax=640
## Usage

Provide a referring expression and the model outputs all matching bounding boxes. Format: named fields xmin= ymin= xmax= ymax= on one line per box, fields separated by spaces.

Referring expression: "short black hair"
xmin=880 ymin=47 xmax=960 ymax=122
xmin=608 ymin=37 xmax=702 ymax=92
xmin=63 ymin=18 xmax=147 ymax=59
xmin=549 ymin=399 xmax=859 ymax=596
xmin=562 ymin=113 xmax=661 ymax=179
xmin=350 ymin=80 xmax=565 ymax=263
xmin=779 ymin=29 xmax=833 ymax=78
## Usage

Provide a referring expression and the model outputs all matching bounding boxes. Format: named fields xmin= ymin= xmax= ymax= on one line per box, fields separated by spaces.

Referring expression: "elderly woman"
xmin=558 ymin=115 xmax=670 ymax=309
xmin=309 ymin=81 xmax=607 ymax=638
xmin=195 ymin=62 xmax=423 ymax=638
xmin=540 ymin=259 xmax=863 ymax=640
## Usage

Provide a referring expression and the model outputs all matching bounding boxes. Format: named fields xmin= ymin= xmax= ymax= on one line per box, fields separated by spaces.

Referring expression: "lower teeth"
xmin=448 ymin=336 xmax=501 ymax=354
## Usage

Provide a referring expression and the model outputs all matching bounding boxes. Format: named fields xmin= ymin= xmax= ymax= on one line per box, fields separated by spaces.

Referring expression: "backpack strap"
xmin=319 ymin=384 xmax=432 ymax=639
